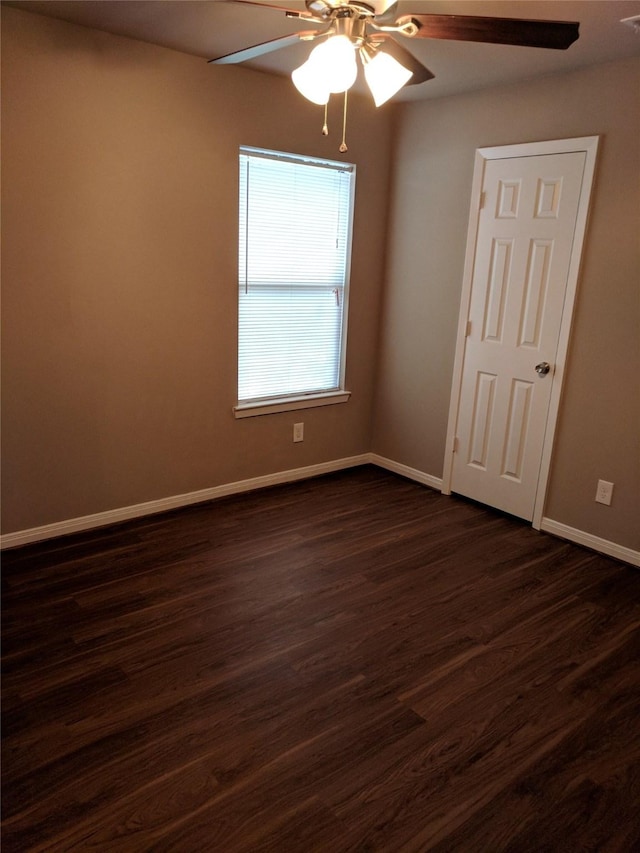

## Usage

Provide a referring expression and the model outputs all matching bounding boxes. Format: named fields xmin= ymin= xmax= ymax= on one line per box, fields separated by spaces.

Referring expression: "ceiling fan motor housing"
xmin=332 ymin=14 xmax=368 ymax=44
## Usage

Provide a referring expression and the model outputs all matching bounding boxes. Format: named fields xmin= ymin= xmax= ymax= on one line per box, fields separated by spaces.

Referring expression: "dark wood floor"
xmin=2 ymin=466 xmax=640 ymax=852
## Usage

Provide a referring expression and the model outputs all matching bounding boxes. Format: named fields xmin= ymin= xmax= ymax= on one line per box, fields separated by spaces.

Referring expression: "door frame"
xmin=442 ymin=136 xmax=599 ymax=529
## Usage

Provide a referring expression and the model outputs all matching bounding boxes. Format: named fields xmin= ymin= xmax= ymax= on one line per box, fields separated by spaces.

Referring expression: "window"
xmin=235 ymin=147 xmax=355 ymax=417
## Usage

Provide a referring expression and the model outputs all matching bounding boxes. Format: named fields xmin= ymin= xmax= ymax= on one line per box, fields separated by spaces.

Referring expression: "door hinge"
xmin=453 ymin=437 xmax=459 ymax=453
xmin=479 ymin=190 xmax=486 ymax=210
xmin=465 ymin=320 xmax=472 ymax=337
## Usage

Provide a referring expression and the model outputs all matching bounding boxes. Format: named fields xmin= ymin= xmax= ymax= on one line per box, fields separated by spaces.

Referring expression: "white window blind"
xmin=238 ymin=147 xmax=355 ymax=405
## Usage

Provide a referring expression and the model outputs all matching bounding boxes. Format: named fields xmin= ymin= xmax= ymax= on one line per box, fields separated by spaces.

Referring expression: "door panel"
xmin=451 ymin=151 xmax=586 ymax=521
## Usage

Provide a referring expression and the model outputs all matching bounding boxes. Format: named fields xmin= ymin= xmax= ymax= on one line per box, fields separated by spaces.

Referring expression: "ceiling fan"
xmin=209 ymin=1 xmax=580 ymax=149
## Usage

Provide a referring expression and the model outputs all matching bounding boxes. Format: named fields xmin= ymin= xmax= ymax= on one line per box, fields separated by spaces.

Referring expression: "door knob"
xmin=535 ymin=361 xmax=551 ymax=376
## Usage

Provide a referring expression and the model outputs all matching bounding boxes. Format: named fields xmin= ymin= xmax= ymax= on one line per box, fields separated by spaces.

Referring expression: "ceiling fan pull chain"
xmin=322 ymin=100 xmax=329 ymax=136
xmin=339 ymin=89 xmax=348 ymax=153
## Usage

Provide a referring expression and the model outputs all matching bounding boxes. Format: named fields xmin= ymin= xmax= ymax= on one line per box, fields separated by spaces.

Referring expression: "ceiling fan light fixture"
xmin=211 ymin=2 xmax=580 ymax=146
xmin=361 ymin=45 xmax=413 ymax=106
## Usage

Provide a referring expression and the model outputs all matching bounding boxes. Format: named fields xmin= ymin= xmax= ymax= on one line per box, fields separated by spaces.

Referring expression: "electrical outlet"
xmin=595 ymin=479 xmax=614 ymax=506
xmin=293 ymin=422 xmax=304 ymax=443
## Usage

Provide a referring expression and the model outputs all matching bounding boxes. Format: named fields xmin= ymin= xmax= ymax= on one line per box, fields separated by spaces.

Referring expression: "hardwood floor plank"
xmin=2 ymin=466 xmax=639 ymax=851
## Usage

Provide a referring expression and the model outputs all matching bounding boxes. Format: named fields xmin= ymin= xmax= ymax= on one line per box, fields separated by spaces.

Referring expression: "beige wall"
xmin=2 ymin=7 xmax=638 ymax=555
xmin=1 ymin=7 xmax=392 ymax=533
xmin=373 ymin=57 xmax=640 ymax=550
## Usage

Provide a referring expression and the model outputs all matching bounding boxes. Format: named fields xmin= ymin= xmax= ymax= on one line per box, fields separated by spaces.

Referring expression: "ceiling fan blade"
xmin=220 ymin=0 xmax=315 ymax=19
xmin=374 ymin=2 xmax=400 ymax=26
xmin=372 ymin=35 xmax=434 ymax=85
xmin=400 ymin=14 xmax=579 ymax=50
xmin=209 ymin=31 xmax=318 ymax=64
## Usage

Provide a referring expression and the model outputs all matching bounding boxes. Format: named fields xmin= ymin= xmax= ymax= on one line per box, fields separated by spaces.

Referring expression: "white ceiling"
xmin=5 ymin=1 xmax=640 ymax=101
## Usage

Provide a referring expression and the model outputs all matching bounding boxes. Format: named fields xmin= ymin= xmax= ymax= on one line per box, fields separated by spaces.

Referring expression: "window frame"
xmin=233 ymin=146 xmax=355 ymax=419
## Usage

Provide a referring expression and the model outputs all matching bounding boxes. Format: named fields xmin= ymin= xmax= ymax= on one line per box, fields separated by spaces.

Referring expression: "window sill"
xmin=234 ymin=390 xmax=351 ymax=419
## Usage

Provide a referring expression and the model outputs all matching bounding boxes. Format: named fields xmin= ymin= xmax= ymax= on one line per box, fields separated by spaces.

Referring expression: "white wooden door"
xmin=450 ymin=150 xmax=588 ymax=521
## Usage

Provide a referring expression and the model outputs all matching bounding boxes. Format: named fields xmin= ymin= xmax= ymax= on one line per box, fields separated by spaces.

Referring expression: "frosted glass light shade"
xmin=363 ymin=50 xmax=413 ymax=106
xmin=314 ymin=35 xmax=358 ymax=94
xmin=292 ymin=35 xmax=357 ymax=103
xmin=292 ymin=57 xmax=330 ymax=105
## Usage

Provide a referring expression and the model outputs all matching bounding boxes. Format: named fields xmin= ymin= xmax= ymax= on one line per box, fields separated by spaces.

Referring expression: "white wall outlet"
xmin=595 ymin=479 xmax=614 ymax=506
xmin=293 ymin=422 xmax=304 ymax=443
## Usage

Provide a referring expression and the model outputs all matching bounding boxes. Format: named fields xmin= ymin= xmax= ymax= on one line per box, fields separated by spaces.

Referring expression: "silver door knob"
xmin=535 ymin=361 xmax=551 ymax=376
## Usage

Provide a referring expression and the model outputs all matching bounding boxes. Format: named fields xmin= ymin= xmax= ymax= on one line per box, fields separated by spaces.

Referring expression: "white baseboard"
xmin=369 ymin=454 xmax=443 ymax=491
xmin=0 ymin=454 xmax=370 ymax=550
xmin=540 ymin=518 xmax=640 ymax=567
xmin=5 ymin=457 xmax=637 ymax=569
